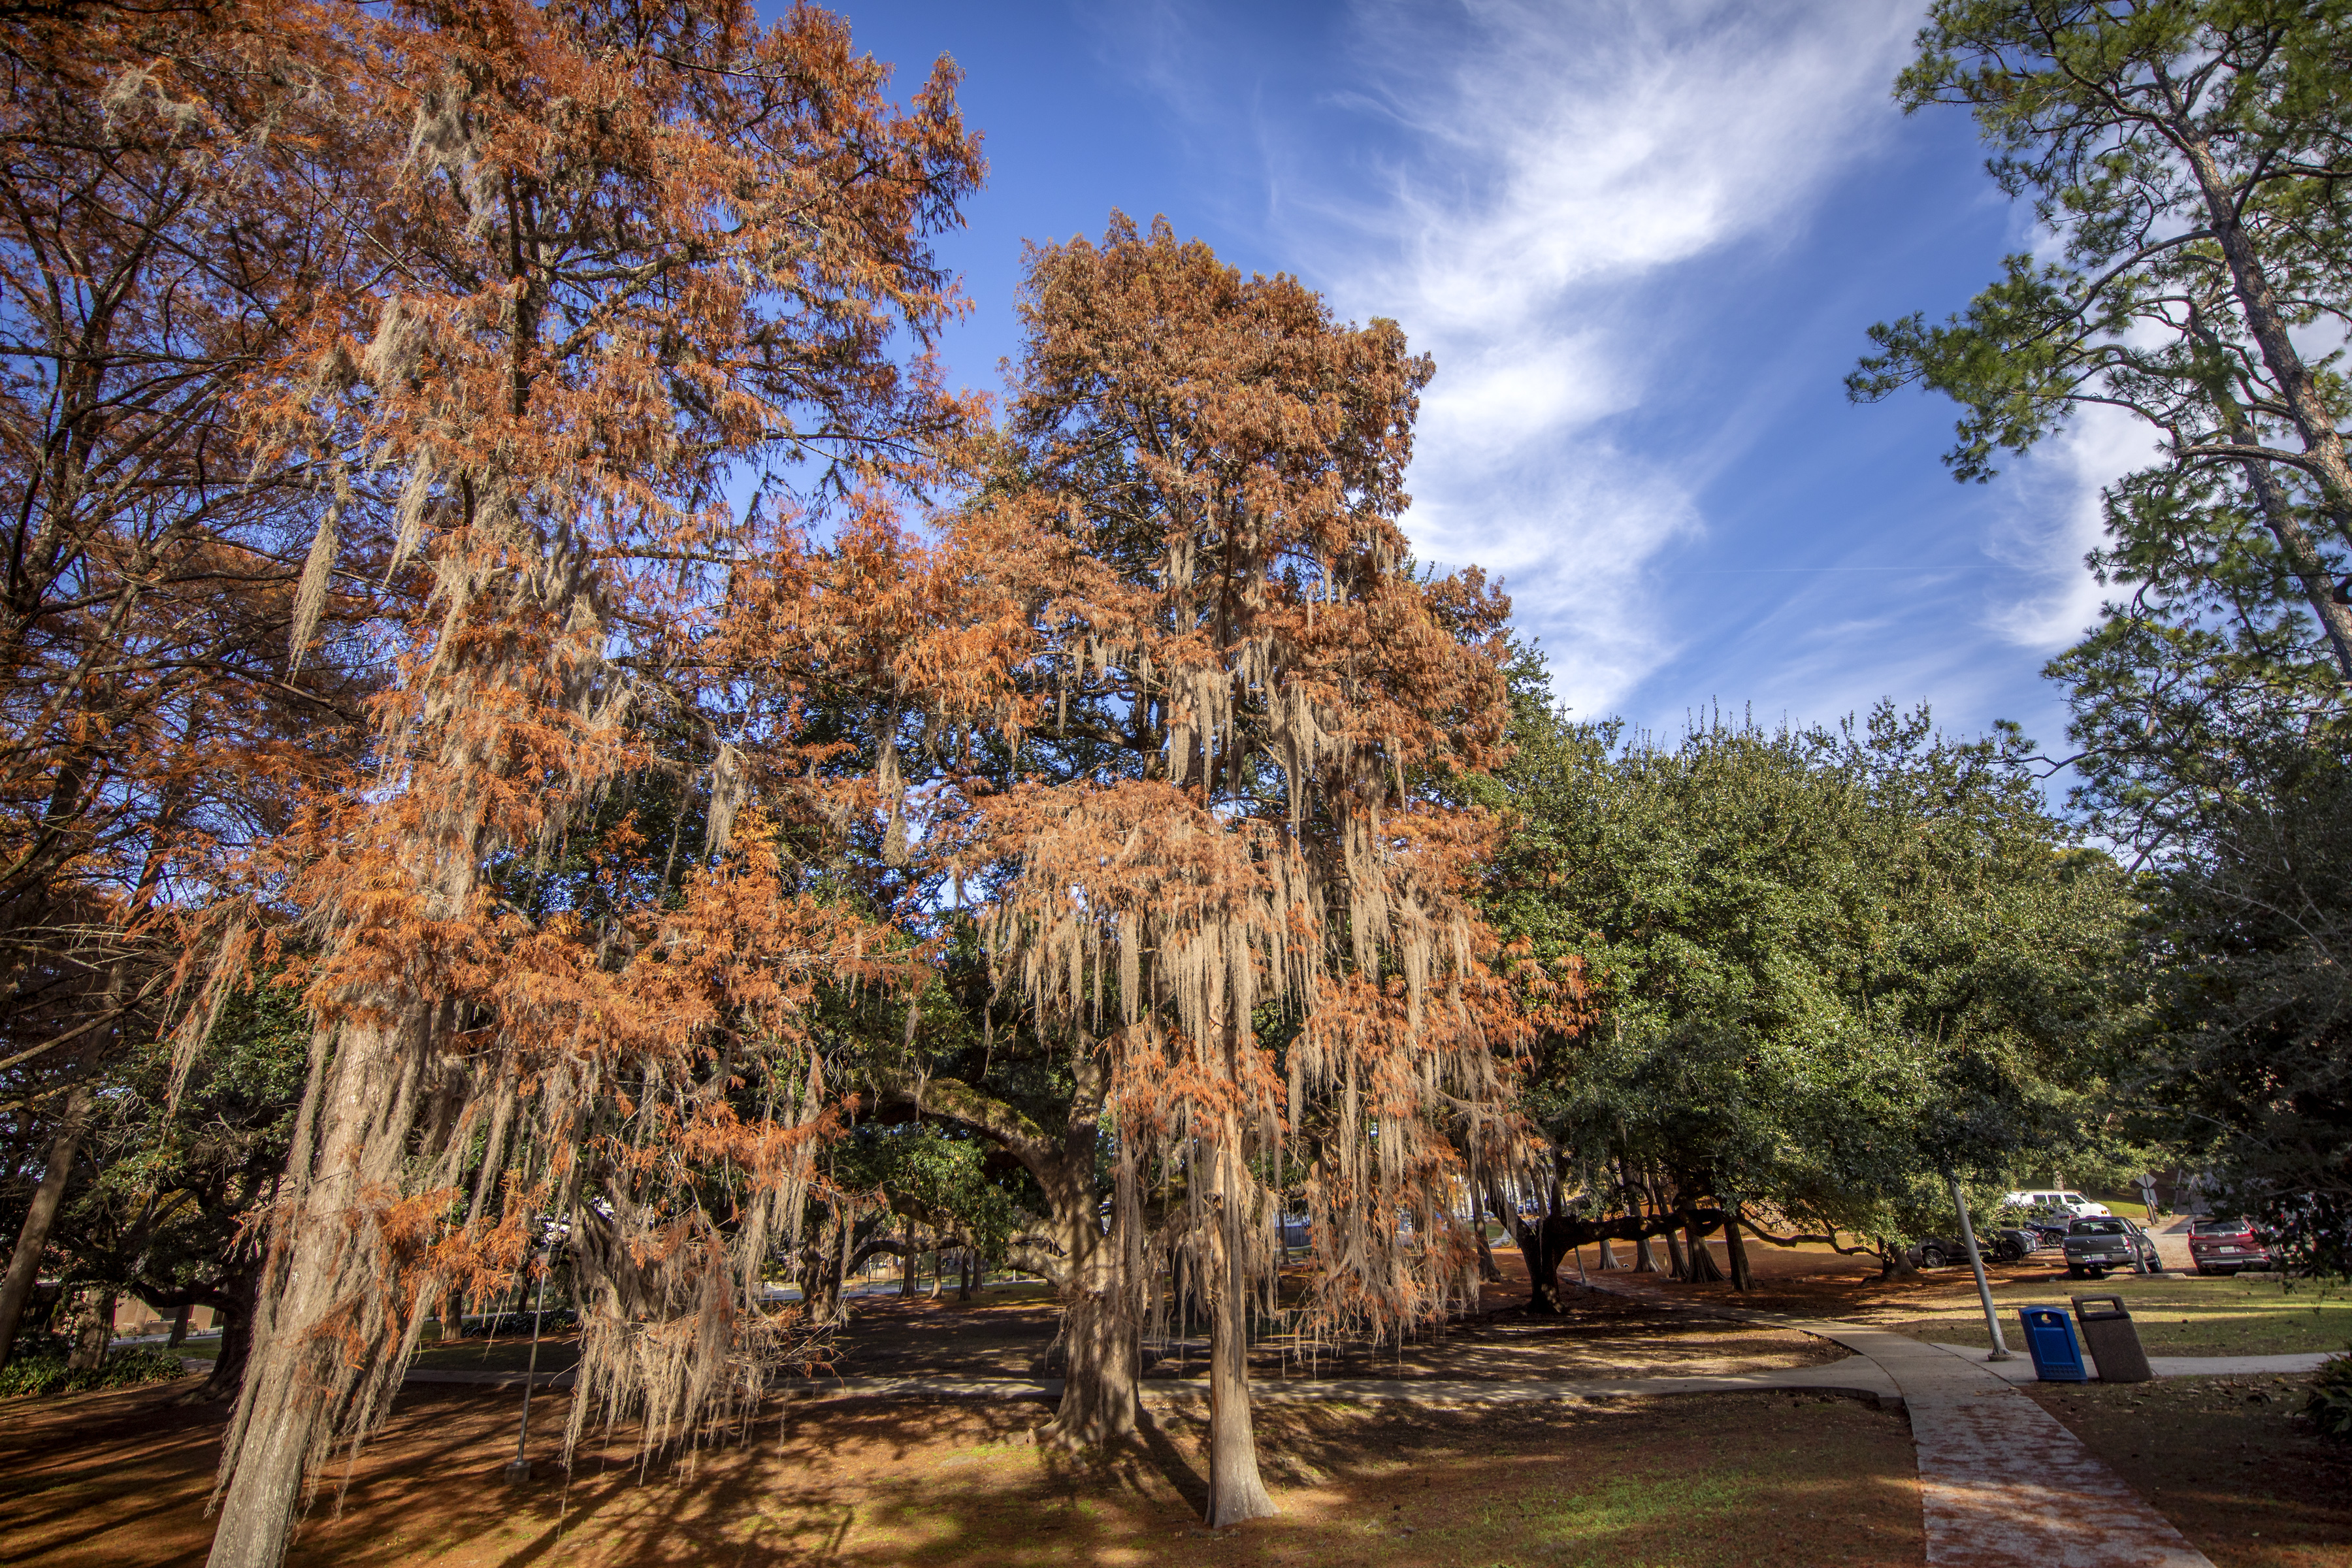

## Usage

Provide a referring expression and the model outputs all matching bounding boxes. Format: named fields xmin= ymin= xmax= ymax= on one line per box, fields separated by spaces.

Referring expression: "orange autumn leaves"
xmin=934 ymin=216 xmax=1576 ymax=1343
xmin=13 ymin=0 xmax=1571 ymax=1546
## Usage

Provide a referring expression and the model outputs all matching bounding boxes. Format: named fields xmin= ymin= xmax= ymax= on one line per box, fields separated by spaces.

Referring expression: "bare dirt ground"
xmin=663 ymin=1273 xmax=1839 ymax=1388
xmin=2029 ymin=1376 xmax=2352 ymax=1568
xmin=0 ymin=1375 xmax=1923 ymax=1567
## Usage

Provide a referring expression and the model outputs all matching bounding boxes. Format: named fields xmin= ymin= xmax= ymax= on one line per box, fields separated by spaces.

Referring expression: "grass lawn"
xmin=1884 ymin=1275 xmax=2352 ymax=1358
xmin=1 ymin=1379 xmax=1925 ymax=1567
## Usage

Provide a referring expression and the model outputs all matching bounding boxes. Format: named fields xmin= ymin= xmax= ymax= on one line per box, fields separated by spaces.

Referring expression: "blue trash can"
xmin=2018 ymin=1305 xmax=2087 ymax=1382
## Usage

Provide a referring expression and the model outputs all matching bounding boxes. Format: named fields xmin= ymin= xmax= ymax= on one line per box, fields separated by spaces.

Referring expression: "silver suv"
xmin=2063 ymin=1217 xmax=2160 ymax=1278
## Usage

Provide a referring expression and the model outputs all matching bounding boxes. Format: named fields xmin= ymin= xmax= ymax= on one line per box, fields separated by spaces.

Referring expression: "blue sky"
xmin=825 ymin=0 xmax=2158 ymax=759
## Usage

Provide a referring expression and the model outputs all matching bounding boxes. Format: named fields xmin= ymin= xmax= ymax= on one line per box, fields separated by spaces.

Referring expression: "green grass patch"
xmin=1896 ymin=1275 xmax=2351 ymax=1357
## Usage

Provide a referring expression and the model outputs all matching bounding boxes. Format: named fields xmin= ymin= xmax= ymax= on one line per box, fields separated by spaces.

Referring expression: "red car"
xmin=2188 ymin=1217 xmax=2275 ymax=1275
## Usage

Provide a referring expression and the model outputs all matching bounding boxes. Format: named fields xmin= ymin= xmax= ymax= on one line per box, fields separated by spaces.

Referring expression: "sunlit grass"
xmin=1886 ymin=1275 xmax=2351 ymax=1357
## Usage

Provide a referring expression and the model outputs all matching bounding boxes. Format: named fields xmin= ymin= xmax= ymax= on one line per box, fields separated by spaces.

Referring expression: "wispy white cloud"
xmin=1982 ymin=404 xmax=2161 ymax=651
xmin=1276 ymin=1 xmax=1923 ymax=715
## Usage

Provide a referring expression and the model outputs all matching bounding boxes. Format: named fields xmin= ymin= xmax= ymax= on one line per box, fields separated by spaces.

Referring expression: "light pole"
xmin=503 ymin=1245 xmax=552 ymax=1482
xmin=1946 ymin=1174 xmax=2013 ymax=1362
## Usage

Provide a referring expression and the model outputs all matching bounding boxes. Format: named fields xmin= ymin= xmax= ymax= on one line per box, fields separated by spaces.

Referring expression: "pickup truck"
xmin=2063 ymin=1217 xmax=2161 ymax=1278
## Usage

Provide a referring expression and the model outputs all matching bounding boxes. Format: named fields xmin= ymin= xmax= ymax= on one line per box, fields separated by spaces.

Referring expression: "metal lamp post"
xmin=1946 ymin=1174 xmax=2013 ymax=1362
xmin=503 ymin=1245 xmax=551 ymax=1482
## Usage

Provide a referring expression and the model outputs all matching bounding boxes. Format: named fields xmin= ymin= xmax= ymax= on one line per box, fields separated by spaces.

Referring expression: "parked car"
xmin=2019 ymin=1217 xmax=2072 ymax=1250
xmin=2064 ymin=1217 xmax=2161 ymax=1277
xmin=1991 ymin=1226 xmax=2046 ymax=1258
xmin=2187 ymin=1217 xmax=2275 ymax=1275
xmin=2004 ymin=1188 xmax=2112 ymax=1218
xmin=1908 ymin=1228 xmax=2035 ymax=1268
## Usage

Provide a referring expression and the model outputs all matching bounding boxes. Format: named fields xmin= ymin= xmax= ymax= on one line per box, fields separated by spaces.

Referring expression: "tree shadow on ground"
xmin=3 ymin=1375 xmax=1933 ymax=1567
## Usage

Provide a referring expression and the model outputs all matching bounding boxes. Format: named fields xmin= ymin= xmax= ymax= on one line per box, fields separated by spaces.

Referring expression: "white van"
xmin=2004 ymin=1188 xmax=2111 ymax=1218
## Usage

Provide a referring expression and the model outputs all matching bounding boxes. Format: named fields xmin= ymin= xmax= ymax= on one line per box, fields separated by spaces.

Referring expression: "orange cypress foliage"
xmin=0 ymin=0 xmax=391 ymax=1364
xmin=934 ymin=216 xmax=1563 ymax=1522
xmin=189 ymin=6 xmax=985 ymax=1566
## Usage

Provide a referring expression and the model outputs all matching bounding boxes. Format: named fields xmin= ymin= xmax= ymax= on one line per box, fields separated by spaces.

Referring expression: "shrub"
xmin=0 ymin=1346 xmax=193 ymax=1399
xmin=2308 ymin=1347 xmax=2352 ymax=1442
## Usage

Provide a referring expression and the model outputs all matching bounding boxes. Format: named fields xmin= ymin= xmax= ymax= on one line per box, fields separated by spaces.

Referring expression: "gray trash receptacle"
xmin=2070 ymin=1294 xmax=2152 ymax=1382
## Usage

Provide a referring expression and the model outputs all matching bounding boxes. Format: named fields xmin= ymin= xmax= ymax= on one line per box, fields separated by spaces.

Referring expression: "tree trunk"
xmin=2182 ymin=132 xmax=2352 ymax=550
xmin=68 ymin=1289 xmax=114 ymax=1369
xmin=900 ymin=1215 xmax=916 ymax=1297
xmin=1877 ymin=1237 xmax=1919 ymax=1281
xmin=1662 ymin=1221 xmax=1689 ymax=1281
xmin=1047 ymin=1264 xmax=1140 ymax=1448
xmin=206 ymin=1007 xmax=439 ymax=1568
xmin=1042 ymin=1136 xmax=1139 ymax=1450
xmin=1723 ymin=1205 xmax=1754 ymax=1293
xmin=1471 ymin=1213 xmax=1502 ymax=1285
xmin=0 ymin=1084 xmax=93 ymax=1369
xmin=194 ymin=1269 xmax=260 ymax=1403
xmin=1682 ymin=1213 xmax=1726 ymax=1283
xmin=1204 ymin=1179 xmax=1276 ymax=1527
xmin=1594 ymin=1237 xmax=1620 ymax=1271
xmin=2223 ymin=406 xmax=2352 ymax=681
xmin=958 ymin=1240 xmax=976 ymax=1303
xmin=1621 ymin=1156 xmax=1658 ymax=1273
xmin=1519 ymin=1218 xmax=1572 ymax=1314
xmin=169 ymin=1303 xmax=194 ymax=1348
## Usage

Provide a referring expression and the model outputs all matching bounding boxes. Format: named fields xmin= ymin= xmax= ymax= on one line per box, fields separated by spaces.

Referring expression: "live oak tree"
xmin=929 ymin=216 xmax=1539 ymax=1522
xmin=1483 ymin=698 xmax=2138 ymax=1299
xmin=35 ymin=979 xmax=308 ymax=1401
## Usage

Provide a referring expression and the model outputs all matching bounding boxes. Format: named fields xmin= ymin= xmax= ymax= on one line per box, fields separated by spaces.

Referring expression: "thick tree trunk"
xmin=68 ymin=1289 xmax=115 ymax=1369
xmin=1723 ymin=1205 xmax=1754 ymax=1293
xmin=1682 ymin=1213 xmax=1726 ymax=1283
xmin=900 ymin=1215 xmax=917 ymax=1297
xmin=1042 ymin=1143 xmax=1138 ymax=1448
xmin=1593 ymin=1237 xmax=1620 ymax=1271
xmin=1877 ymin=1237 xmax=1918 ymax=1281
xmin=195 ymin=1269 xmax=259 ymax=1403
xmin=1633 ymin=1228 xmax=1659 ymax=1273
xmin=1519 ymin=1218 xmax=1572 ymax=1313
xmin=958 ymin=1240 xmax=976 ymax=1303
xmin=1203 ymin=1183 xmax=1276 ymax=1527
xmin=208 ymin=1008 xmax=438 ymax=1568
xmin=169 ymin=1303 xmax=195 ymax=1349
xmin=1049 ymin=1266 xmax=1140 ymax=1448
xmin=0 ymin=1084 xmax=93 ymax=1369
xmin=1662 ymin=1221 xmax=1689 ymax=1281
